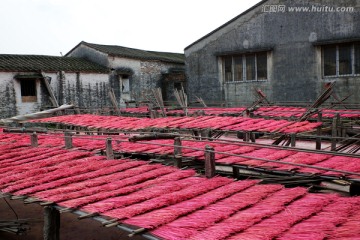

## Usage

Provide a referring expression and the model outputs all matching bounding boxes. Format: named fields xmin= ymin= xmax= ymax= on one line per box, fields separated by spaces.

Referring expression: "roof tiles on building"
xmin=0 ymin=54 xmax=108 ymax=72
xmin=80 ymin=41 xmax=185 ymax=64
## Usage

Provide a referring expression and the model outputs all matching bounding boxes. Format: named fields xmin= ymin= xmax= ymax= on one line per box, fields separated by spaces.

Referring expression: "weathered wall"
xmin=109 ymin=57 xmax=183 ymax=102
xmin=162 ymin=72 xmax=186 ymax=102
xmin=68 ymin=44 xmax=185 ymax=103
xmin=137 ymin=61 xmax=184 ymax=102
xmin=0 ymin=71 xmax=111 ymax=118
xmin=185 ymin=0 xmax=360 ymax=105
xmin=48 ymin=72 xmax=110 ymax=109
xmin=0 ymin=73 xmax=18 ymax=118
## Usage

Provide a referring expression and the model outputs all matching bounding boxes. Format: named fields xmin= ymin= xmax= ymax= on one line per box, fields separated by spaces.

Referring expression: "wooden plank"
xmin=109 ymin=88 xmax=121 ymax=115
xmin=41 ymin=72 xmax=59 ymax=108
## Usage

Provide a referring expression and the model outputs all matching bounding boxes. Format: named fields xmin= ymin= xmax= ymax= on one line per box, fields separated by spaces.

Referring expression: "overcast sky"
xmin=0 ymin=0 xmax=262 ymax=56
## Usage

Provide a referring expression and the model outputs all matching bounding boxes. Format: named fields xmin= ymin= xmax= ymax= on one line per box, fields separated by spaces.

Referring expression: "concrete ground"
xmin=0 ymin=198 xmax=145 ymax=240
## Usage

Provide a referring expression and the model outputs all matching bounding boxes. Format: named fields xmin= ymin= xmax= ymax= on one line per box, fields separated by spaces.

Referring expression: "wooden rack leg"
xmin=43 ymin=206 xmax=60 ymax=240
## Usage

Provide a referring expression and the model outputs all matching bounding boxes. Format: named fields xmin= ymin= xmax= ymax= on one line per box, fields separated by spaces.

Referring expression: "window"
xmin=323 ymin=43 xmax=360 ymax=77
xmin=234 ymin=56 xmax=243 ymax=81
xmin=323 ymin=45 xmax=336 ymax=76
xmin=257 ymin=52 xmax=268 ymax=80
xmin=121 ymin=78 xmax=130 ymax=93
xmin=20 ymin=79 xmax=37 ymax=102
xmin=246 ymin=54 xmax=256 ymax=80
xmin=224 ymin=56 xmax=233 ymax=82
xmin=222 ymin=52 xmax=268 ymax=82
xmin=355 ymin=43 xmax=360 ymax=74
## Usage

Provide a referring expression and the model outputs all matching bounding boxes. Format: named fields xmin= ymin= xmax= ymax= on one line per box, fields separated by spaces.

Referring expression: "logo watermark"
xmin=262 ymin=5 xmax=355 ymax=13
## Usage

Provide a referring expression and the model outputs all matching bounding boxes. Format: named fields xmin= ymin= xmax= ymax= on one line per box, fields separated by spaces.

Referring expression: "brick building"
xmin=66 ymin=41 xmax=185 ymax=103
xmin=0 ymin=54 xmax=108 ymax=118
xmin=185 ymin=0 xmax=360 ymax=106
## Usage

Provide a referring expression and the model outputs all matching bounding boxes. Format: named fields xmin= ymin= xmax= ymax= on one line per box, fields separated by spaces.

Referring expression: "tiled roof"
xmin=0 ymin=54 xmax=108 ymax=73
xmin=1 ymin=132 xmax=360 ymax=240
xmin=80 ymin=41 xmax=185 ymax=64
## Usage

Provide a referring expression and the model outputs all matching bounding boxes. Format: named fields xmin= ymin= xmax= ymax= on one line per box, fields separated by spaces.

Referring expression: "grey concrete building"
xmin=66 ymin=41 xmax=185 ymax=104
xmin=0 ymin=54 xmax=108 ymax=118
xmin=185 ymin=0 xmax=360 ymax=106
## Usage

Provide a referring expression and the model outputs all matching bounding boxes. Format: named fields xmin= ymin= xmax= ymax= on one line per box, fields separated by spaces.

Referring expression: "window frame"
xmin=222 ymin=51 xmax=268 ymax=83
xmin=20 ymin=79 xmax=37 ymax=102
xmin=322 ymin=43 xmax=360 ymax=78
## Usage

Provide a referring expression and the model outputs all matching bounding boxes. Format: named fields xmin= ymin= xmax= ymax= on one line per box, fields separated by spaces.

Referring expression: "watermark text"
xmin=262 ymin=5 xmax=355 ymax=13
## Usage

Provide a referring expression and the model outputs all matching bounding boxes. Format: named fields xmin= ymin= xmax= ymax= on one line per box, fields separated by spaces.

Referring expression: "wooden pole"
xmin=31 ymin=132 xmax=38 ymax=147
xmin=106 ymin=138 xmax=114 ymax=160
xmin=316 ymin=112 xmax=322 ymax=150
xmin=174 ymin=137 xmax=182 ymax=156
xmin=109 ymin=88 xmax=121 ymax=116
xmin=244 ymin=132 xmax=250 ymax=142
xmin=250 ymin=132 xmax=256 ymax=143
xmin=336 ymin=112 xmax=342 ymax=137
xmin=43 ymin=206 xmax=60 ymax=240
xmin=233 ymin=166 xmax=240 ymax=179
xmin=64 ymin=131 xmax=73 ymax=149
xmin=290 ymin=134 xmax=296 ymax=147
xmin=205 ymin=145 xmax=215 ymax=178
xmin=331 ymin=115 xmax=338 ymax=151
xmin=174 ymin=137 xmax=182 ymax=168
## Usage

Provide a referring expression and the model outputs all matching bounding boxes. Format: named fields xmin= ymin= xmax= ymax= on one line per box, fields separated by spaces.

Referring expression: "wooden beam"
xmin=129 ymin=133 xmax=179 ymax=142
xmin=316 ymin=112 xmax=322 ymax=150
xmin=106 ymin=138 xmax=114 ymax=160
xmin=109 ymin=88 xmax=121 ymax=116
xmin=331 ymin=114 xmax=338 ymax=151
xmin=64 ymin=131 xmax=73 ymax=149
xmin=250 ymin=132 xmax=256 ymax=143
xmin=174 ymin=137 xmax=182 ymax=168
xmin=43 ymin=206 xmax=60 ymax=240
xmin=290 ymin=134 xmax=296 ymax=147
xmin=174 ymin=137 xmax=182 ymax=156
xmin=233 ymin=166 xmax=240 ymax=179
xmin=41 ymin=72 xmax=59 ymax=108
xmin=205 ymin=145 xmax=215 ymax=178
xmin=31 ymin=132 xmax=38 ymax=147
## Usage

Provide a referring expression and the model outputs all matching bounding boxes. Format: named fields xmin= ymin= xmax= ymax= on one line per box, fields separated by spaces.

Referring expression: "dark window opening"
xmin=323 ymin=45 xmax=336 ymax=76
xmin=20 ymin=79 xmax=37 ymax=102
xmin=338 ymin=44 xmax=352 ymax=75
xmin=246 ymin=54 xmax=256 ymax=80
xmin=256 ymin=52 xmax=267 ymax=80
xmin=224 ymin=56 xmax=233 ymax=82
xmin=355 ymin=43 xmax=360 ymax=74
xmin=174 ymin=82 xmax=182 ymax=91
xmin=234 ymin=56 xmax=243 ymax=81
